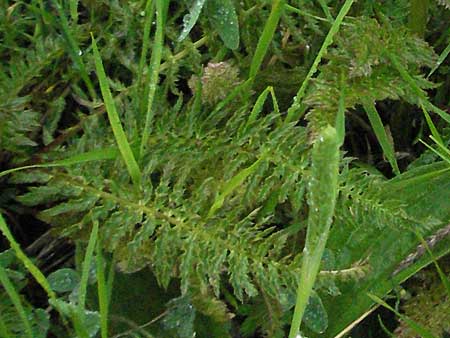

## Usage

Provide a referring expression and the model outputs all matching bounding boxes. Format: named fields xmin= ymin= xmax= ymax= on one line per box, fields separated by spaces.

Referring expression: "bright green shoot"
xmin=288 ymin=126 xmax=340 ymax=338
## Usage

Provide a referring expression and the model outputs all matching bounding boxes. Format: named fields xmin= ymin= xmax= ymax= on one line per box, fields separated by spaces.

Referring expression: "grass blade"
xmin=78 ymin=220 xmax=98 ymax=310
xmin=139 ymin=0 xmax=167 ymax=159
xmin=428 ymin=37 xmax=450 ymax=78
xmin=419 ymin=139 xmax=450 ymax=164
xmin=0 ymin=265 xmax=33 ymax=338
xmin=363 ymin=100 xmax=400 ymax=175
xmin=249 ymin=0 xmax=285 ymax=79
xmin=96 ymin=236 xmax=109 ymax=338
xmin=0 ymin=214 xmax=56 ymax=302
xmin=136 ymin=0 xmax=155 ymax=112
xmin=288 ymin=126 xmax=340 ymax=338
xmin=285 ymin=0 xmax=355 ymax=123
xmin=0 ymin=148 xmax=119 ymax=179
xmin=421 ymin=104 xmax=444 ymax=145
xmin=317 ymin=0 xmax=333 ymax=21
xmin=414 ymin=230 xmax=450 ymax=296
xmin=208 ymin=157 xmax=265 ymax=218
xmin=91 ymin=35 xmax=142 ymax=188
xmin=52 ymin=0 xmax=95 ymax=99
xmin=368 ymin=293 xmax=437 ymax=338
xmin=387 ymin=51 xmax=450 ymax=124
xmin=246 ymin=86 xmax=271 ymax=128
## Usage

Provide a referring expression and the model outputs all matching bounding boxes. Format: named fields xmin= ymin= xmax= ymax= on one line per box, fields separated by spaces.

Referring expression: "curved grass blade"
xmin=285 ymin=0 xmax=355 ymax=123
xmin=0 ymin=214 xmax=56 ymax=302
xmin=427 ymin=38 xmax=450 ymax=78
xmin=368 ymin=293 xmax=437 ymax=338
xmin=0 ymin=265 xmax=33 ymax=338
xmin=91 ymin=35 xmax=142 ymax=188
xmin=388 ymin=51 xmax=450 ymax=124
xmin=0 ymin=148 xmax=119 ymax=179
xmin=288 ymin=126 xmax=340 ymax=338
xmin=178 ymin=0 xmax=206 ymax=42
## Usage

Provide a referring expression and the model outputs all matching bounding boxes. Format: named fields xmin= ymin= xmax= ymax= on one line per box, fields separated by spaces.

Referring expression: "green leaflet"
xmin=303 ymin=290 xmax=328 ymax=334
xmin=178 ymin=0 xmax=207 ymax=42
xmin=289 ymin=125 xmax=340 ymax=338
xmin=205 ymin=0 xmax=240 ymax=50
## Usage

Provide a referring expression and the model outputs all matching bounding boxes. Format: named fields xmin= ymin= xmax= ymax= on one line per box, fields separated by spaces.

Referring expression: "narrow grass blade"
xmin=388 ymin=51 xmax=450 ymax=124
xmin=78 ymin=220 xmax=98 ymax=310
xmin=208 ymin=157 xmax=264 ymax=218
xmin=419 ymin=139 xmax=450 ymax=164
xmin=414 ymin=230 xmax=450 ymax=295
xmin=363 ymin=100 xmax=400 ymax=175
xmin=0 ymin=148 xmax=119 ymax=178
xmin=91 ymin=35 xmax=142 ymax=188
xmin=136 ymin=0 xmax=155 ymax=112
xmin=242 ymin=86 xmax=280 ymax=133
xmin=0 ymin=214 xmax=56 ymax=302
xmin=285 ymin=0 xmax=355 ymax=123
xmin=0 ymin=265 xmax=33 ymax=338
xmin=421 ymin=104 xmax=444 ymax=145
xmin=96 ymin=236 xmax=108 ymax=338
xmin=249 ymin=0 xmax=285 ymax=79
xmin=288 ymin=126 xmax=340 ymax=338
xmin=139 ymin=0 xmax=166 ymax=159
xmin=246 ymin=86 xmax=271 ymax=128
xmin=428 ymin=38 xmax=450 ymax=78
xmin=285 ymin=4 xmax=333 ymax=24
xmin=317 ymin=0 xmax=333 ymax=21
xmin=368 ymin=293 xmax=437 ymax=338
xmin=52 ymin=0 xmax=96 ymax=99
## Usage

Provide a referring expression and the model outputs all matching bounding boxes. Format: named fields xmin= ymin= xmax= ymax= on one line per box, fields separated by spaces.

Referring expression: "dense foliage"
xmin=0 ymin=0 xmax=449 ymax=337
